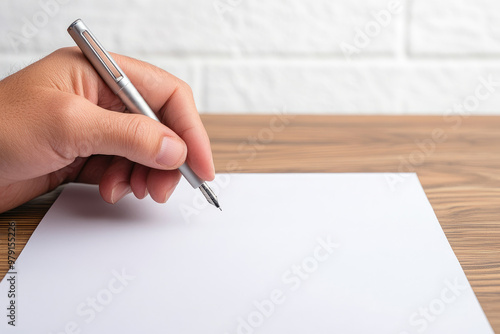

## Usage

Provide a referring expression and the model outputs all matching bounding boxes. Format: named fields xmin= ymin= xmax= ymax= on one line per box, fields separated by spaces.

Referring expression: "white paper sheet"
xmin=0 ymin=173 xmax=493 ymax=333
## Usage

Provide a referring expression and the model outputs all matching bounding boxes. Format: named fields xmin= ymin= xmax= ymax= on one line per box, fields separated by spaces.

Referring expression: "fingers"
xmin=111 ymin=54 xmax=215 ymax=181
xmin=98 ymin=157 xmax=181 ymax=204
xmin=160 ymin=84 xmax=215 ymax=181
xmin=75 ymin=155 xmax=113 ymax=184
xmin=146 ymin=169 xmax=182 ymax=203
xmin=99 ymin=157 xmax=133 ymax=204
xmin=130 ymin=163 xmax=149 ymax=199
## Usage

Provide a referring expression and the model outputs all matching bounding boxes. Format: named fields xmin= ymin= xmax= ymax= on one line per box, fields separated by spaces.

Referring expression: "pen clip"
xmin=81 ymin=30 xmax=123 ymax=82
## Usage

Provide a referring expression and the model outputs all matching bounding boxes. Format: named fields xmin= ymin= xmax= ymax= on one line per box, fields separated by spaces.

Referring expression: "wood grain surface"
xmin=1 ymin=115 xmax=499 ymax=331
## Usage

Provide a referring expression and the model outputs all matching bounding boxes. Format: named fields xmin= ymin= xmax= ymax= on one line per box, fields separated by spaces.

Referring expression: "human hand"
xmin=0 ymin=47 xmax=214 ymax=213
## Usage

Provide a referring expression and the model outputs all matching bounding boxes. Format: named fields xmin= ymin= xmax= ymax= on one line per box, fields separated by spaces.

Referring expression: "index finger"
xmin=111 ymin=53 xmax=215 ymax=181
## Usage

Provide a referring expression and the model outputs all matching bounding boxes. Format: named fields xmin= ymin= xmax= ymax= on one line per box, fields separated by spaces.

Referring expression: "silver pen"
xmin=68 ymin=19 xmax=221 ymax=210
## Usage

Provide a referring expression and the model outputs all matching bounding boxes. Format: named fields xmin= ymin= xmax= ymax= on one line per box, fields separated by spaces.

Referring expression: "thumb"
xmin=68 ymin=100 xmax=187 ymax=170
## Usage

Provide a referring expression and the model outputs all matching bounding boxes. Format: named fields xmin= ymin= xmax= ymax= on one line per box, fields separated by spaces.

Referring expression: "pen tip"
xmin=199 ymin=182 xmax=222 ymax=212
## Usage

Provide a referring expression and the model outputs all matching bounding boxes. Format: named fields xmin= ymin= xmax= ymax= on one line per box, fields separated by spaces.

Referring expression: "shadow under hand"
xmin=56 ymin=184 xmax=153 ymax=225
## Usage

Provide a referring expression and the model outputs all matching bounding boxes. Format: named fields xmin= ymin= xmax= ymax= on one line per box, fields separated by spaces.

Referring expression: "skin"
xmin=0 ymin=47 xmax=215 ymax=213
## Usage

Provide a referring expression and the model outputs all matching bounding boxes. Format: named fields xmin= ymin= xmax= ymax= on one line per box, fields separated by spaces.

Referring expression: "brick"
xmin=409 ymin=0 xmax=500 ymax=55
xmin=3 ymin=0 xmax=500 ymax=116
xmin=0 ymin=0 xmax=400 ymax=56
xmin=202 ymin=61 xmax=500 ymax=114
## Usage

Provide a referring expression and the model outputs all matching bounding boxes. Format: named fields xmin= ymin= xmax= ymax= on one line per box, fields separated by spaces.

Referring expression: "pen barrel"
xmin=178 ymin=164 xmax=204 ymax=188
xmin=116 ymin=79 xmax=159 ymax=121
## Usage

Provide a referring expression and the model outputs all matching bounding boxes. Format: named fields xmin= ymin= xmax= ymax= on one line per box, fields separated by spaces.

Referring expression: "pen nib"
xmin=199 ymin=182 xmax=222 ymax=211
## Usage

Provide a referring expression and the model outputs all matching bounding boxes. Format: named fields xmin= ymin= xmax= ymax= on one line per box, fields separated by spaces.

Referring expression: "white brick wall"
xmin=1 ymin=0 xmax=500 ymax=114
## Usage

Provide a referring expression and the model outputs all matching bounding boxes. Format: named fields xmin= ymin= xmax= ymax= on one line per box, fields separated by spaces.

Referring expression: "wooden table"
xmin=1 ymin=115 xmax=499 ymax=330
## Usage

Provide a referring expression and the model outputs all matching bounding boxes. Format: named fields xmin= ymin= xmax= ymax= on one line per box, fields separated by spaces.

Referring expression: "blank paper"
xmin=0 ymin=173 xmax=493 ymax=333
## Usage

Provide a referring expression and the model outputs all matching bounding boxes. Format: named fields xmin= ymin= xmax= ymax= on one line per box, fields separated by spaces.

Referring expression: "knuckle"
xmin=125 ymin=116 xmax=149 ymax=139
xmin=123 ymin=116 xmax=151 ymax=157
xmin=51 ymin=47 xmax=82 ymax=61
xmin=177 ymin=79 xmax=193 ymax=97
xmin=48 ymin=95 xmax=91 ymax=159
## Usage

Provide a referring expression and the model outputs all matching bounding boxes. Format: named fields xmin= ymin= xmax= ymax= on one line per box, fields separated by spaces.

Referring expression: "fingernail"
xmin=140 ymin=188 xmax=149 ymax=200
xmin=160 ymin=180 xmax=179 ymax=204
xmin=156 ymin=137 xmax=185 ymax=168
xmin=111 ymin=182 xmax=131 ymax=204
